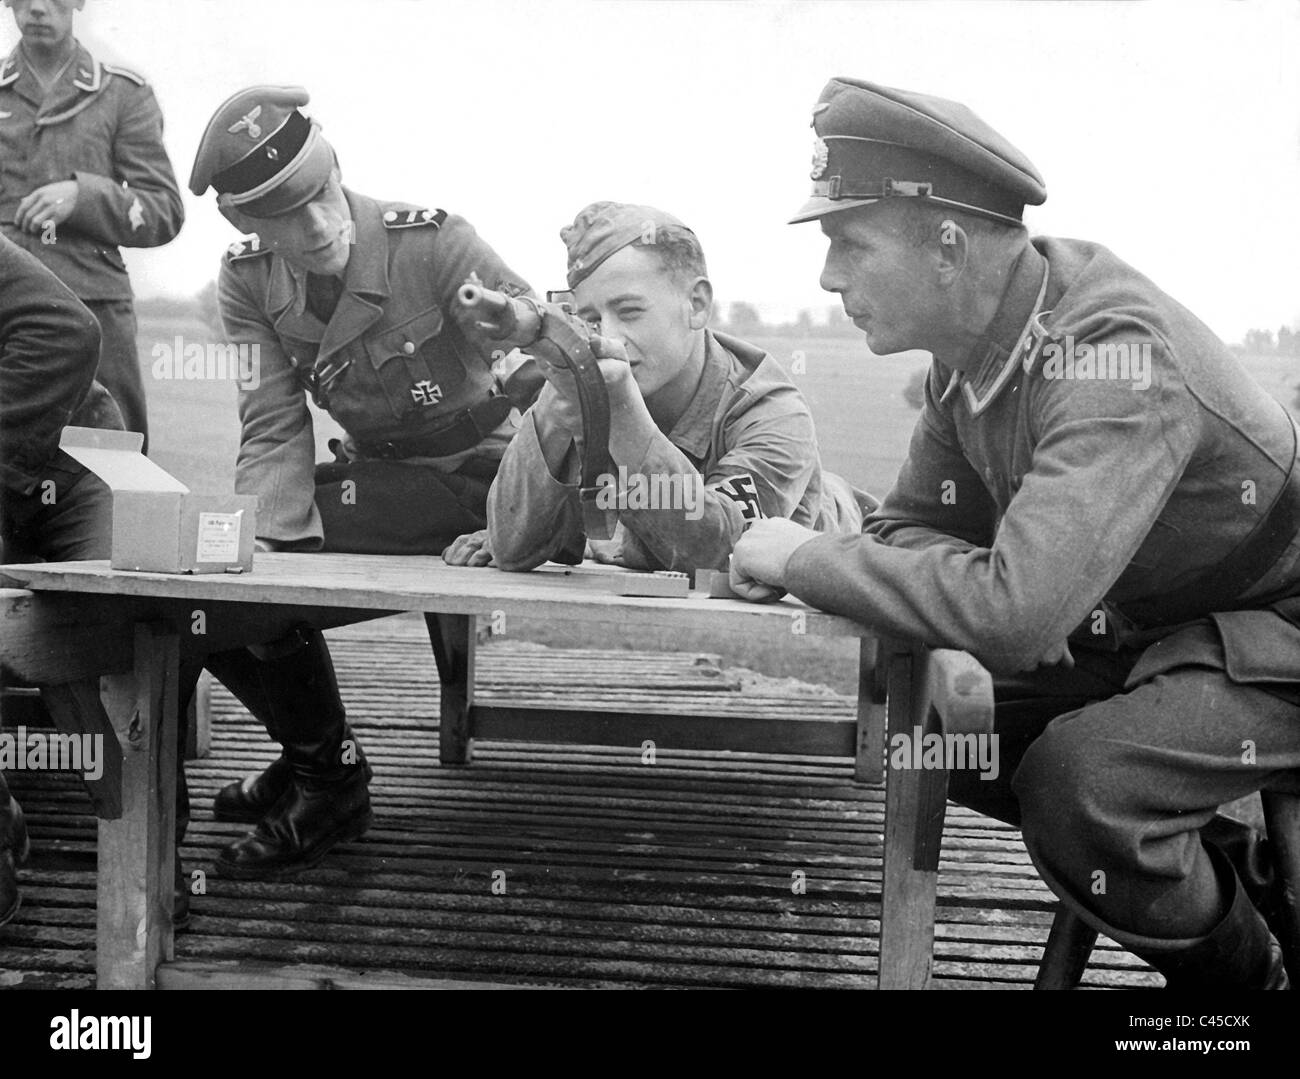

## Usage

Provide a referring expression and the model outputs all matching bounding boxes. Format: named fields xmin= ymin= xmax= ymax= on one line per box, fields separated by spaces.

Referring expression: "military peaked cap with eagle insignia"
xmin=791 ymin=76 xmax=1047 ymax=227
xmin=189 ymin=86 xmax=336 ymax=218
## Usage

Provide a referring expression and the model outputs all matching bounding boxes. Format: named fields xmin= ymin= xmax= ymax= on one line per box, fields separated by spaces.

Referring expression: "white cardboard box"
xmin=60 ymin=426 xmax=256 ymax=574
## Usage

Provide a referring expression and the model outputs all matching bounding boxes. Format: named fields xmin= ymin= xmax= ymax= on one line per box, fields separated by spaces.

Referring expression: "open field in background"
xmin=138 ymin=314 xmax=1298 ymax=692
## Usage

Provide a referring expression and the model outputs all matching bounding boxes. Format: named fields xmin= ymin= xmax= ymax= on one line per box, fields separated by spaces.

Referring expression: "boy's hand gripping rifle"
xmin=458 ymin=281 xmax=615 ymax=540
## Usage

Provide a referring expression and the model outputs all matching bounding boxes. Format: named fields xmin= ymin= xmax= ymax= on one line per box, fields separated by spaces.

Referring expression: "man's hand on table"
xmin=729 ymin=518 xmax=819 ymax=603
xmin=443 ymin=529 xmax=495 ymax=567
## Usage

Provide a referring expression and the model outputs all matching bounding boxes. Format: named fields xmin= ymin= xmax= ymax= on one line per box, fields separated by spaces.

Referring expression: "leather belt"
xmin=356 ymin=395 xmax=513 ymax=461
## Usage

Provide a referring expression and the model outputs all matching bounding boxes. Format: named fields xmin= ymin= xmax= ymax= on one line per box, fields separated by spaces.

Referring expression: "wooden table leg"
xmin=184 ymin=670 xmax=213 ymax=761
xmin=96 ymin=622 xmax=179 ymax=990
xmin=854 ymin=637 xmax=884 ymax=785
xmin=425 ymin=613 xmax=475 ymax=765
xmin=878 ymin=646 xmax=949 ymax=990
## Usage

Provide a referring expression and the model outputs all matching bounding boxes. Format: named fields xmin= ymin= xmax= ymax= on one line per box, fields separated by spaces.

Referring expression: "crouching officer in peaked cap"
xmin=732 ymin=76 xmax=1300 ymax=988
xmin=185 ymin=85 xmax=536 ymax=879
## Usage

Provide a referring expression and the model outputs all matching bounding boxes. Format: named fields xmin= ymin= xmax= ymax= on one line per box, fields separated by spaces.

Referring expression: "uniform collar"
xmin=0 ymin=49 xmax=17 ymax=90
xmin=267 ymin=189 xmax=392 ymax=358
xmin=664 ymin=331 xmax=735 ymax=460
xmin=950 ymin=243 xmax=1050 ymax=416
xmin=3 ymin=41 xmax=104 ymax=122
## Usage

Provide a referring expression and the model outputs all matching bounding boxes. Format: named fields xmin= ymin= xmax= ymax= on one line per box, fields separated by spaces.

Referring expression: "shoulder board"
xmin=103 ymin=63 xmax=147 ymax=87
xmin=226 ymin=237 xmax=272 ymax=263
xmin=381 ymin=207 xmax=446 ymax=231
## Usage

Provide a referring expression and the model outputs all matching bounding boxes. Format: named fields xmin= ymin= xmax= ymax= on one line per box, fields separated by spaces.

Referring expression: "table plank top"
xmin=0 ymin=554 xmax=871 ymax=639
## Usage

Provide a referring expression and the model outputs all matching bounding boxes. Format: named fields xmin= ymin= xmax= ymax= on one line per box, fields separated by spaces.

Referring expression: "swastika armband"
xmin=709 ymin=474 xmax=765 ymax=522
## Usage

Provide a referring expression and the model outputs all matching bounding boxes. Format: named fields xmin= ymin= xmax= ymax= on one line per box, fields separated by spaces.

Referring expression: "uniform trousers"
xmin=0 ymin=454 xmax=113 ymax=564
xmin=945 ymin=630 xmax=1300 ymax=954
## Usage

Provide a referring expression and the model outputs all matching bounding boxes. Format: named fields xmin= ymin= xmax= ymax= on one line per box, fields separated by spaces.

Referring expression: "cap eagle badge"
xmin=228 ymin=105 xmax=264 ymax=141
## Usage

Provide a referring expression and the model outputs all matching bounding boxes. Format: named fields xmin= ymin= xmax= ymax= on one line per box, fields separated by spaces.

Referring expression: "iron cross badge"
xmin=410 ymin=380 xmax=443 ymax=406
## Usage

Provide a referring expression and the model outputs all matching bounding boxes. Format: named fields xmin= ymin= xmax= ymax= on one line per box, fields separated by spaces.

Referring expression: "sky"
xmin=6 ymin=0 xmax=1297 ymax=342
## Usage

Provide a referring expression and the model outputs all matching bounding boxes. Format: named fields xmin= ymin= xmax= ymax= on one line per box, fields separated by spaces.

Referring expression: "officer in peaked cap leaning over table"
xmin=0 ymin=0 xmax=184 ymax=450
xmin=184 ymin=85 xmax=536 ymax=879
xmin=731 ymin=76 xmax=1300 ymax=988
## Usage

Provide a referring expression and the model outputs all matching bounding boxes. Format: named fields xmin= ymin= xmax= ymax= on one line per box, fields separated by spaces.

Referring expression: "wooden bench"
xmin=0 ymin=560 xmax=994 ymax=989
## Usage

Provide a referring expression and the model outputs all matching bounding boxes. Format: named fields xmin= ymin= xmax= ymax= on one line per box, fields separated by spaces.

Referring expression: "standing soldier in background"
xmin=0 ymin=0 xmax=184 ymax=450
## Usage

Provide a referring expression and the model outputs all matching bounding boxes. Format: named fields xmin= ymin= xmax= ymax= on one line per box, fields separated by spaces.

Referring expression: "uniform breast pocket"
xmin=279 ymin=337 xmax=321 ymax=394
xmin=345 ymin=307 xmax=469 ymax=427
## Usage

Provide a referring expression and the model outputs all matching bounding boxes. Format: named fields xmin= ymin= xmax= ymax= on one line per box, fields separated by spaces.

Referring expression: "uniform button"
xmin=383 ymin=211 xmax=398 ymax=223
xmin=403 ymin=341 xmax=416 ymax=355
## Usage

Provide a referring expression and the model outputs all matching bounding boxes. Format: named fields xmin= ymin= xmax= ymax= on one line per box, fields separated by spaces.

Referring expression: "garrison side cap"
xmin=791 ymin=76 xmax=1047 ymax=226
xmin=189 ymin=85 xmax=336 ymax=219
xmin=561 ymin=201 xmax=695 ymax=289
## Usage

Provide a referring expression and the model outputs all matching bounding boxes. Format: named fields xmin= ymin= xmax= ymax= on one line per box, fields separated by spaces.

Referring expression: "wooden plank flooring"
xmin=1 ymin=615 xmax=1159 ymax=990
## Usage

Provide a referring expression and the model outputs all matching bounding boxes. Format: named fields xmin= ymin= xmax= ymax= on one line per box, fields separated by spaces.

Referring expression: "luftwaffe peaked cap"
xmin=189 ymin=86 xmax=335 ymax=218
xmin=791 ymin=77 xmax=1046 ymax=226
xmin=562 ymin=201 xmax=694 ymax=289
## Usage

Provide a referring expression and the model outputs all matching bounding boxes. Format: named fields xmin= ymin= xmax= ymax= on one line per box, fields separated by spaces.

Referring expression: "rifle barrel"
xmin=457 ymin=281 xmax=541 ymax=343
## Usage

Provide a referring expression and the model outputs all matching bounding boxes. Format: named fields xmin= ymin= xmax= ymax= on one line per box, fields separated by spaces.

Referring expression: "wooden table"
xmin=0 ymin=554 xmax=992 ymax=990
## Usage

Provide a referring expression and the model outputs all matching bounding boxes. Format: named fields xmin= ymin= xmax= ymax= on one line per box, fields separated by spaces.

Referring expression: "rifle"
xmin=458 ymin=281 xmax=615 ymax=540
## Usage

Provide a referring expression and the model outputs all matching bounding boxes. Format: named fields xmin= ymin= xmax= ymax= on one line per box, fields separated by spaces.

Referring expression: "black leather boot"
xmin=212 ymin=753 xmax=293 ymax=823
xmin=1202 ymin=812 xmax=1288 ymax=944
xmin=213 ymin=629 xmax=372 ymax=879
xmin=1 ymin=775 xmax=30 ymax=928
xmin=213 ymin=745 xmax=373 ymax=823
xmin=206 ymin=630 xmax=372 ymax=823
xmin=1134 ymin=847 xmax=1289 ymax=990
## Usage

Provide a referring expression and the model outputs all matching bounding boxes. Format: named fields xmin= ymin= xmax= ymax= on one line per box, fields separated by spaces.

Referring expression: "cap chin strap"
xmin=813 ymin=177 xmax=1026 ymax=227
